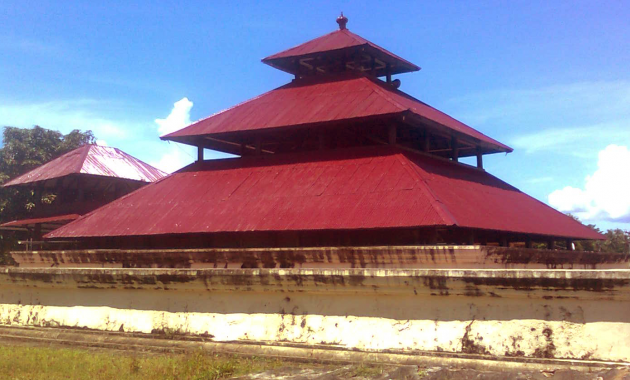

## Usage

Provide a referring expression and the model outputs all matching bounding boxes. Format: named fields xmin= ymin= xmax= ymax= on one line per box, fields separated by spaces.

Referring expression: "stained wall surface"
xmin=0 ymin=267 xmax=628 ymax=363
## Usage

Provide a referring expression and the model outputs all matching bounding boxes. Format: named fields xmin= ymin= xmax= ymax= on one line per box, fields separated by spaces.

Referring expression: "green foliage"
xmin=599 ymin=228 xmax=630 ymax=254
xmin=565 ymin=213 xmax=629 ymax=253
xmin=0 ymin=126 xmax=95 ymax=263
xmin=0 ymin=346 xmax=283 ymax=380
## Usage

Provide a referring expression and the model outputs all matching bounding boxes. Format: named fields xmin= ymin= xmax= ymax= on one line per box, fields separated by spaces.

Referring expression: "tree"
xmin=0 ymin=126 xmax=95 ymax=264
xmin=600 ymin=229 xmax=630 ymax=254
xmin=565 ymin=213 xmax=630 ymax=253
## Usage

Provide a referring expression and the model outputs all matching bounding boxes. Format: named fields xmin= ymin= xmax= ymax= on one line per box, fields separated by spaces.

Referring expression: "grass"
xmin=348 ymin=363 xmax=385 ymax=378
xmin=0 ymin=345 xmax=285 ymax=380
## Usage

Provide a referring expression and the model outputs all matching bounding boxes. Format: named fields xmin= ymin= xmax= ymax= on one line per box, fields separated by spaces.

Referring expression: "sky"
xmin=1 ymin=1 xmax=629 ymax=231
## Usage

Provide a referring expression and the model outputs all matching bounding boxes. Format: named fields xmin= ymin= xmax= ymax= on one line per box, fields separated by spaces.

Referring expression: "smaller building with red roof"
xmin=1 ymin=144 xmax=166 ymax=247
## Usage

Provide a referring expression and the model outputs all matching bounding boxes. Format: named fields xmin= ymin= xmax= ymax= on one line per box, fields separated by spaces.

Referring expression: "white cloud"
xmin=548 ymin=144 xmax=630 ymax=223
xmin=150 ymin=143 xmax=196 ymax=174
xmin=95 ymin=139 xmax=108 ymax=146
xmin=155 ymin=97 xmax=193 ymax=136
xmin=151 ymin=98 xmax=196 ymax=173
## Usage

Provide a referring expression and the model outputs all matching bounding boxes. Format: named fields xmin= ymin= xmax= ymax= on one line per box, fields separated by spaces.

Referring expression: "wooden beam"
xmin=197 ymin=146 xmax=204 ymax=162
xmin=386 ymin=63 xmax=392 ymax=83
xmin=388 ymin=125 xmax=397 ymax=145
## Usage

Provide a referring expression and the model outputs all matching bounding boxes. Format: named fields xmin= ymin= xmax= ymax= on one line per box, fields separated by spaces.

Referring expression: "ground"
xmin=0 ymin=342 xmax=628 ymax=380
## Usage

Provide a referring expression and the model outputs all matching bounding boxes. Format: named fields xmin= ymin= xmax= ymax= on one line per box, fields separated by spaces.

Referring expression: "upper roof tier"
xmin=262 ymin=14 xmax=420 ymax=77
xmin=3 ymin=144 xmax=167 ymax=188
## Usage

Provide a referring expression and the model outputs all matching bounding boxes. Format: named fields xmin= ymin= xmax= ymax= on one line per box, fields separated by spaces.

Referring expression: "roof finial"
xmin=336 ymin=12 xmax=348 ymax=30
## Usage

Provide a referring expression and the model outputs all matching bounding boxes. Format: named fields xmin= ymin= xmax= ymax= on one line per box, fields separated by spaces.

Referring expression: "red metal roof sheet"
xmin=3 ymin=145 xmax=167 ymax=187
xmin=262 ymin=29 xmax=420 ymax=75
xmin=0 ymin=214 xmax=80 ymax=227
xmin=46 ymin=146 xmax=599 ymax=240
xmin=164 ymin=75 xmax=511 ymax=153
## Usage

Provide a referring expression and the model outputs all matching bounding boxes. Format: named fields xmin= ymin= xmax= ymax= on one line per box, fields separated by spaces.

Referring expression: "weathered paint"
xmin=12 ymin=245 xmax=629 ymax=270
xmin=0 ymin=268 xmax=628 ymax=363
xmin=3 ymin=145 xmax=166 ymax=187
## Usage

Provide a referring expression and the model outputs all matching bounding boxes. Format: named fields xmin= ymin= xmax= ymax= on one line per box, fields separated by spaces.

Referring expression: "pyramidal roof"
xmin=262 ymin=14 xmax=420 ymax=76
xmin=45 ymin=146 xmax=601 ymax=240
xmin=3 ymin=144 xmax=167 ymax=187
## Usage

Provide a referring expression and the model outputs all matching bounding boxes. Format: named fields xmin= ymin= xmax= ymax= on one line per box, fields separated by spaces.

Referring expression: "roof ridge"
xmin=77 ymin=144 xmax=92 ymax=174
xmin=163 ymin=86 xmax=284 ymax=139
xmin=340 ymin=29 xmax=368 ymax=44
xmin=394 ymin=151 xmax=458 ymax=226
xmin=363 ymin=77 xmax=411 ymax=112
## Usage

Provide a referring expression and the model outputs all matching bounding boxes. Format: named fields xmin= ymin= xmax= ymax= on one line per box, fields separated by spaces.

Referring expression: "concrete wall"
xmin=11 ymin=245 xmax=630 ymax=269
xmin=0 ymin=267 xmax=628 ymax=364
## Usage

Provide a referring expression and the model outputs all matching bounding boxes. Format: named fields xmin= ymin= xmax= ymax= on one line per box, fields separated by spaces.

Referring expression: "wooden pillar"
xmin=525 ymin=236 xmax=532 ymax=249
xmin=452 ymin=137 xmax=459 ymax=162
xmin=476 ymin=148 xmax=483 ymax=169
xmin=240 ymin=142 xmax=247 ymax=156
xmin=34 ymin=186 xmax=42 ymax=207
xmin=388 ymin=125 xmax=397 ymax=145
xmin=422 ymin=132 xmax=430 ymax=152
xmin=294 ymin=59 xmax=301 ymax=79
xmin=500 ymin=236 xmax=508 ymax=247
xmin=370 ymin=56 xmax=376 ymax=76
xmin=386 ymin=63 xmax=392 ymax=83
xmin=547 ymin=239 xmax=554 ymax=250
xmin=467 ymin=230 xmax=475 ymax=245
xmin=197 ymin=146 xmax=204 ymax=162
xmin=428 ymin=228 xmax=438 ymax=245
xmin=254 ymin=137 xmax=262 ymax=155
xmin=33 ymin=223 xmax=42 ymax=242
xmin=566 ymin=239 xmax=574 ymax=251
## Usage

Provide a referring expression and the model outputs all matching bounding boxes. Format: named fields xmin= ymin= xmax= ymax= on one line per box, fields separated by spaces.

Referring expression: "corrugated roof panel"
xmin=3 ymin=145 xmax=166 ymax=187
xmin=164 ymin=76 xmax=511 ymax=153
xmin=46 ymin=146 xmax=601 ymax=240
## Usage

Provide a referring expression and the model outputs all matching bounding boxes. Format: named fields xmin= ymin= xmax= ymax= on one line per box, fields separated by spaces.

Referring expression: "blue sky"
xmin=1 ymin=1 xmax=629 ymax=231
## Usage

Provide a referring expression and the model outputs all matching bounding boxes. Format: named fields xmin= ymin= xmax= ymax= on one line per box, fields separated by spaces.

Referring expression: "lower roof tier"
xmin=45 ymin=146 xmax=601 ymax=241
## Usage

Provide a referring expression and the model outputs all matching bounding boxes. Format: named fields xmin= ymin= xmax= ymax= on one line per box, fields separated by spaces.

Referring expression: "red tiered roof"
xmin=3 ymin=145 xmax=166 ymax=187
xmin=163 ymin=75 xmax=511 ymax=155
xmin=46 ymin=146 xmax=601 ymax=240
